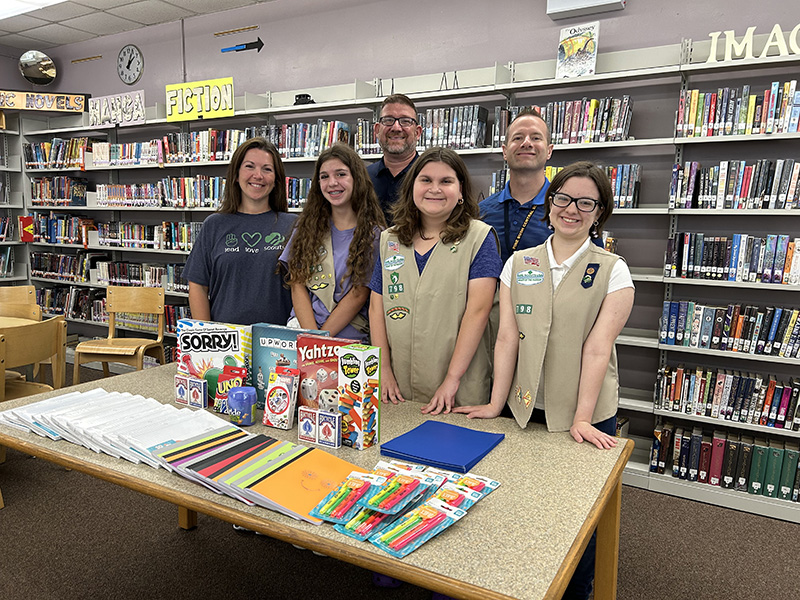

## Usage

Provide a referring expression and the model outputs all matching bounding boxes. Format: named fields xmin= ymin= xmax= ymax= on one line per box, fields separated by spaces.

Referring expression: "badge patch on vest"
xmin=388 ymin=240 xmax=399 ymax=253
xmin=386 ymin=306 xmax=410 ymax=320
xmin=522 ymin=256 xmax=539 ymax=266
xmin=516 ymin=269 xmax=544 ymax=286
xmin=514 ymin=385 xmax=532 ymax=407
xmin=309 ymin=282 xmax=329 ymax=290
xmin=384 ymin=255 xmax=405 ymax=271
xmin=519 ymin=331 xmax=525 ymax=340
xmin=515 ymin=304 xmax=533 ymax=315
xmin=581 ymin=263 xmax=600 ymax=288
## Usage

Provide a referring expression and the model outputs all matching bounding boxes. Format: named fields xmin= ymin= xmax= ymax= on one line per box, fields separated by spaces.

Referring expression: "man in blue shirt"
xmin=479 ymin=108 xmax=554 ymax=263
xmin=366 ymin=94 xmax=422 ymax=224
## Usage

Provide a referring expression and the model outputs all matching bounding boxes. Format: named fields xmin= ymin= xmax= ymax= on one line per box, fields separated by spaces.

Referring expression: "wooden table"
xmin=0 ymin=364 xmax=632 ymax=600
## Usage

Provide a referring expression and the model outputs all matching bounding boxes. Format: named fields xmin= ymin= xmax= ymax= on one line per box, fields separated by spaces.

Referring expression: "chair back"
xmin=0 ymin=303 xmax=42 ymax=320
xmin=0 ymin=315 xmax=66 ymax=388
xmin=0 ymin=285 xmax=36 ymax=303
xmin=105 ymin=286 xmax=165 ymax=342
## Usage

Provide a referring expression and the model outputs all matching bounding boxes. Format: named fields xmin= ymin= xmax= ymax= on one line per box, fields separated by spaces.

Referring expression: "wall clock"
xmin=117 ymin=44 xmax=143 ymax=85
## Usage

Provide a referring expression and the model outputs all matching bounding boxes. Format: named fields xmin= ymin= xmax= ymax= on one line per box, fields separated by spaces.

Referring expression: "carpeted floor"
xmin=2 ymin=367 xmax=799 ymax=599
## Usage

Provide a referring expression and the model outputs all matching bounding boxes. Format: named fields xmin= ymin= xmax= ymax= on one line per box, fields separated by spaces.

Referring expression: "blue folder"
xmin=380 ymin=420 xmax=504 ymax=473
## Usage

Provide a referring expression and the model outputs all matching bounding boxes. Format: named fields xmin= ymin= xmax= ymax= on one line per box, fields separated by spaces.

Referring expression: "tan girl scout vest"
xmin=307 ymin=233 xmax=369 ymax=335
xmin=379 ymin=220 xmax=495 ymax=406
xmin=508 ymin=243 xmax=620 ymax=431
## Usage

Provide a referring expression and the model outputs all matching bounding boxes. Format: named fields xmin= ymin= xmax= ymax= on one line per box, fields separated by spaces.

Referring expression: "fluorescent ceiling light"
xmin=0 ymin=0 xmax=67 ymax=21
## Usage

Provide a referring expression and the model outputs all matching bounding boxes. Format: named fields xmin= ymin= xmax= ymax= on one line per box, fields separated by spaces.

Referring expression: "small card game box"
xmin=214 ymin=365 xmax=247 ymax=413
xmin=176 ymin=319 xmax=252 ymax=403
xmin=175 ymin=374 xmax=208 ymax=408
xmin=263 ymin=367 xmax=299 ymax=430
xmin=297 ymin=406 xmax=318 ymax=444
xmin=296 ymin=406 xmax=342 ymax=448
xmin=297 ymin=333 xmax=357 ymax=410
xmin=338 ymin=344 xmax=380 ymax=450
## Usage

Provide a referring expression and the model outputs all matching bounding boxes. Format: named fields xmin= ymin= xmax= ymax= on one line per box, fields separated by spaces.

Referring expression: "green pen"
xmin=321 ymin=484 xmax=350 ymax=515
xmin=369 ymin=480 xmax=399 ymax=506
xmin=380 ymin=515 xmax=422 ymax=544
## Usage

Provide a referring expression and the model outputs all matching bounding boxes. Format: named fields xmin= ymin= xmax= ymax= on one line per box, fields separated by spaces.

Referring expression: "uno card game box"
xmin=338 ymin=343 xmax=380 ymax=450
xmin=176 ymin=319 xmax=252 ymax=405
xmin=252 ymin=323 xmax=328 ymax=409
xmin=297 ymin=333 xmax=357 ymax=411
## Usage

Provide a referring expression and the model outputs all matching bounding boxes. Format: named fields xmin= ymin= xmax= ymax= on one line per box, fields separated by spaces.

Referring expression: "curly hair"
xmin=285 ymin=143 xmax=386 ymax=288
xmin=542 ymin=160 xmax=614 ymax=234
xmin=219 ymin=137 xmax=288 ymax=214
xmin=390 ymin=147 xmax=478 ymax=246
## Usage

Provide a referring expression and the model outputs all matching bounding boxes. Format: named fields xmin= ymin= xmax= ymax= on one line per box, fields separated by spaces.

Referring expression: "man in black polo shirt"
xmin=366 ymin=93 xmax=422 ymax=224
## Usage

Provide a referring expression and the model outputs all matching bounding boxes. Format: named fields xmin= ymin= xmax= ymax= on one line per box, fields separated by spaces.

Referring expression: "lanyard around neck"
xmin=503 ymin=200 xmax=537 ymax=258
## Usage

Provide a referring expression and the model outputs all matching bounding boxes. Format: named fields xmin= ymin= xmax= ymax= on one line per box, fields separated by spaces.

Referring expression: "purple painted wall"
xmin=1 ymin=0 xmax=795 ymax=99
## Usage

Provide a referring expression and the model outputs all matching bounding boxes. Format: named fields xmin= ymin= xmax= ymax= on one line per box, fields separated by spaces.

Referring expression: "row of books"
xmin=669 ymin=158 xmax=800 ymax=210
xmin=23 ymin=137 xmax=92 ymax=170
xmin=0 ymin=245 xmax=14 ymax=277
xmin=655 ymin=364 xmax=800 ymax=428
xmin=30 ymin=176 xmax=88 ymax=206
xmin=487 ymin=163 xmax=640 ymax=209
xmin=417 ymin=105 xmax=489 ymax=151
xmin=97 ymin=176 xmax=227 ymax=209
xmin=675 ymin=81 xmax=800 ymax=138
xmin=95 ymin=261 xmax=171 ymax=289
xmin=97 ymin=221 xmax=203 ymax=252
xmin=664 ymin=232 xmax=800 ymax=285
xmin=30 ymin=250 xmax=107 ymax=282
xmin=286 ymin=176 xmax=310 ymax=209
xmin=91 ymin=140 xmax=161 ymax=167
xmin=29 ymin=213 xmax=95 ymax=245
xmin=659 ymin=301 xmax=800 ymax=358
xmin=0 ymin=216 xmax=14 ymax=242
xmin=650 ymin=423 xmax=800 ymax=502
xmin=492 ymin=96 xmax=633 ymax=148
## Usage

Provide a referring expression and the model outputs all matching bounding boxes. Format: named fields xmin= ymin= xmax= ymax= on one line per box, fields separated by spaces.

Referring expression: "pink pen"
xmin=332 ymin=484 xmax=368 ymax=519
xmin=380 ymin=478 xmax=420 ymax=509
xmin=389 ymin=511 xmax=447 ymax=550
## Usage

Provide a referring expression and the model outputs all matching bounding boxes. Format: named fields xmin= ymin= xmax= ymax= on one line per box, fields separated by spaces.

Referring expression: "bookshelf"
xmin=7 ymin=36 xmax=799 ymax=520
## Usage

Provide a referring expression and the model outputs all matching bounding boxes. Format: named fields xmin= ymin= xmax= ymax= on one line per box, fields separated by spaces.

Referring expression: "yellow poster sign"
xmin=165 ymin=77 xmax=234 ymax=122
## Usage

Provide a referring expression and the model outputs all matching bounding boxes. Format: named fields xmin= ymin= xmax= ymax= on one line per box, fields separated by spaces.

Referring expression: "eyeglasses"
xmin=551 ymin=192 xmax=599 ymax=213
xmin=377 ymin=116 xmax=418 ymax=128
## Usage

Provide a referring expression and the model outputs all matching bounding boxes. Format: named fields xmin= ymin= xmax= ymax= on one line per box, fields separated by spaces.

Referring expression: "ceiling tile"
xmin=69 ymin=0 xmax=131 ymax=8
xmin=61 ymin=11 xmax=141 ymax=35
xmin=0 ymin=14 xmax=51 ymax=34
xmin=108 ymin=0 xmax=194 ymax=25
xmin=29 ymin=2 xmax=95 ymax=22
xmin=166 ymin=0 xmax=256 ymax=14
xmin=21 ymin=23 xmax=97 ymax=45
xmin=0 ymin=32 xmax=57 ymax=50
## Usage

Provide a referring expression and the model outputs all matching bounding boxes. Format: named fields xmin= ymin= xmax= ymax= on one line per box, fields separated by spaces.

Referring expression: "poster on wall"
xmin=165 ymin=77 xmax=234 ymax=122
xmin=555 ymin=21 xmax=599 ymax=79
xmin=88 ymin=91 xmax=146 ymax=128
xmin=0 ymin=89 xmax=86 ymax=112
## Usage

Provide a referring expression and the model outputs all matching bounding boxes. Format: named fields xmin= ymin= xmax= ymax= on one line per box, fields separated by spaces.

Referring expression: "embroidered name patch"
xmin=516 ymin=269 xmax=544 ymax=286
xmin=582 ymin=263 xmax=600 ymax=288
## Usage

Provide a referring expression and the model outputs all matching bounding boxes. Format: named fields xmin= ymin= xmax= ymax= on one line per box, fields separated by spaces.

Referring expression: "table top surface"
xmin=0 ymin=363 xmax=631 ymax=600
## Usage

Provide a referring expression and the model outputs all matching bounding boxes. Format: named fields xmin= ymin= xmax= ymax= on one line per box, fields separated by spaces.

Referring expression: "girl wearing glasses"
xmin=456 ymin=160 xmax=635 ymax=448
xmin=281 ymin=143 xmax=385 ymax=341
xmin=369 ymin=147 xmax=502 ymax=415
xmin=456 ymin=161 xmax=633 ymax=600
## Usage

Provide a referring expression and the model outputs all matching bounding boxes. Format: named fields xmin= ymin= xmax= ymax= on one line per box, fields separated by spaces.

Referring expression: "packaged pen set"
xmin=310 ymin=459 xmax=500 ymax=558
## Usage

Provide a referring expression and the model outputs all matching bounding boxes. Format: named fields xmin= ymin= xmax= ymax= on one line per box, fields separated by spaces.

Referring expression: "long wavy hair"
xmin=219 ymin=137 xmax=288 ymax=214
xmin=391 ymin=147 xmax=478 ymax=246
xmin=285 ymin=143 xmax=386 ymax=287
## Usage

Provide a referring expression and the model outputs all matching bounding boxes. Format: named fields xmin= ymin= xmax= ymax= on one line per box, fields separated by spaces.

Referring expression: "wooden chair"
xmin=0 ymin=303 xmax=42 ymax=382
xmin=0 ymin=285 xmax=36 ymax=304
xmin=72 ymin=286 xmax=166 ymax=384
xmin=0 ymin=315 xmax=67 ymax=402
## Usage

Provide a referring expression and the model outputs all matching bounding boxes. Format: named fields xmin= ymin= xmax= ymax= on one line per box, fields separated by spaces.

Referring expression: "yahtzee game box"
xmin=252 ymin=323 xmax=328 ymax=409
xmin=296 ymin=333 xmax=357 ymax=411
xmin=176 ymin=319 xmax=252 ymax=406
